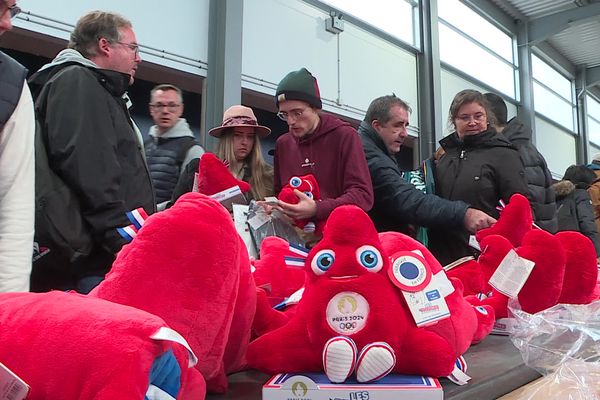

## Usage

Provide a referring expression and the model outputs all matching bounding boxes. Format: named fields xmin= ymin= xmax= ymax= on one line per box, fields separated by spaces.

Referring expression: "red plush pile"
xmin=446 ymin=193 xmax=599 ymax=319
xmin=278 ymin=174 xmax=322 ymax=233
xmin=0 ymin=291 xmax=199 ymax=400
xmin=247 ymin=205 xmax=494 ymax=381
xmin=90 ymin=192 xmax=256 ymax=394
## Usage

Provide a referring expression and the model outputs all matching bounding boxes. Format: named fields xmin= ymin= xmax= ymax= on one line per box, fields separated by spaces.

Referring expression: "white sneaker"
xmin=356 ymin=342 xmax=396 ymax=383
xmin=322 ymin=336 xmax=357 ymax=383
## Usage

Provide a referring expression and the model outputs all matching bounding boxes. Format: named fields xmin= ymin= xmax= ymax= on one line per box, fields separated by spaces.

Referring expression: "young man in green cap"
xmin=273 ymin=67 xmax=373 ymax=231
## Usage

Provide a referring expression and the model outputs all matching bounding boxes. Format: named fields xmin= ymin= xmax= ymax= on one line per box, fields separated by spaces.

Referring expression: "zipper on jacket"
xmin=459 ymin=150 xmax=466 ymax=159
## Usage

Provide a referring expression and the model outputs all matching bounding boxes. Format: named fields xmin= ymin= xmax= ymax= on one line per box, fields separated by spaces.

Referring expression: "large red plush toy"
xmin=91 ymin=192 xmax=256 ymax=395
xmin=247 ymin=205 xmax=494 ymax=383
xmin=278 ymin=174 xmax=322 ymax=233
xmin=0 ymin=291 xmax=200 ymax=400
xmin=446 ymin=193 xmax=599 ymax=319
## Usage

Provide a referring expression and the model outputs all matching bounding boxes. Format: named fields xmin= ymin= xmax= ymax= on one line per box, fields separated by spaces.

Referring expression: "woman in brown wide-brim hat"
xmin=171 ymin=105 xmax=274 ymax=203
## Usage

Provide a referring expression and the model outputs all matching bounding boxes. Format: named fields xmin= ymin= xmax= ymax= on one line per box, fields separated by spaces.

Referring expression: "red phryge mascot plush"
xmin=247 ymin=205 xmax=494 ymax=383
xmin=196 ymin=152 xmax=251 ymax=196
xmin=278 ymin=174 xmax=322 ymax=233
xmin=91 ymin=192 xmax=256 ymax=395
xmin=0 ymin=291 xmax=200 ymax=400
xmin=446 ymin=193 xmax=599 ymax=319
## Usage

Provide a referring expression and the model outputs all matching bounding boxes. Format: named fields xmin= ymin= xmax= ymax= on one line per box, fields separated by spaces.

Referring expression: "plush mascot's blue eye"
xmin=310 ymin=249 xmax=336 ymax=275
xmin=290 ymin=176 xmax=302 ymax=188
xmin=355 ymin=245 xmax=383 ymax=273
xmin=304 ymin=191 xmax=314 ymax=199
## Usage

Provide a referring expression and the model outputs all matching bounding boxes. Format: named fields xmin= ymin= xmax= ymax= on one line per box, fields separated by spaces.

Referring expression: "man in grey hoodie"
xmin=145 ymin=84 xmax=204 ymax=209
xmin=29 ymin=10 xmax=155 ymax=293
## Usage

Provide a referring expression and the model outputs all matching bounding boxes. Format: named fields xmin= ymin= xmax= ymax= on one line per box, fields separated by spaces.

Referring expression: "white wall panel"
xmin=535 ymin=117 xmax=576 ymax=177
xmin=242 ymin=0 xmax=418 ymax=122
xmin=15 ymin=0 xmax=209 ymax=76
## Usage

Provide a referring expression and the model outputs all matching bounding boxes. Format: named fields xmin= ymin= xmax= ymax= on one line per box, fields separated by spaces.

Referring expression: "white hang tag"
xmin=468 ymin=235 xmax=481 ymax=251
xmin=403 ymin=273 xmax=451 ymax=327
xmin=447 ymin=367 xmax=471 ymax=385
xmin=0 ymin=362 xmax=29 ymax=400
xmin=192 ymin=172 xmax=199 ymax=193
xmin=488 ymin=249 xmax=535 ymax=298
xmin=151 ymin=327 xmax=198 ymax=368
xmin=247 ymin=212 xmax=271 ymax=230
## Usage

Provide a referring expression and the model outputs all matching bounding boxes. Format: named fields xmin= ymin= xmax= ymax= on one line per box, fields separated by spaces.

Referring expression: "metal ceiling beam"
xmin=587 ymin=65 xmax=600 ymax=87
xmin=528 ymin=3 xmax=600 ymax=44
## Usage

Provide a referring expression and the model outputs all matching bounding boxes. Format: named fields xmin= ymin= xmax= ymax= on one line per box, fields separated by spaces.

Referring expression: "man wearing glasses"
xmin=145 ymin=84 xmax=204 ymax=209
xmin=29 ymin=11 xmax=154 ymax=293
xmin=273 ymin=68 xmax=373 ymax=241
xmin=0 ymin=0 xmax=35 ymax=292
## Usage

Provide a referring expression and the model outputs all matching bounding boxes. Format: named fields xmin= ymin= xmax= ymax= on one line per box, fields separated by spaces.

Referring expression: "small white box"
xmin=209 ymin=185 xmax=247 ymax=212
xmin=0 ymin=362 xmax=29 ymax=400
xmin=263 ymin=372 xmax=443 ymax=400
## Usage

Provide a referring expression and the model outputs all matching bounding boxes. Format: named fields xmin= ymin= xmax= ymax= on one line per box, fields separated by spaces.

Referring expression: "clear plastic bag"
xmin=246 ymin=201 xmax=303 ymax=255
xmin=506 ymin=299 xmax=600 ymax=399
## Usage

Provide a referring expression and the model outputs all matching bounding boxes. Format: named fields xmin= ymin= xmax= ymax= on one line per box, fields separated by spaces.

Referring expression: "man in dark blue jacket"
xmin=359 ymin=95 xmax=495 ymax=239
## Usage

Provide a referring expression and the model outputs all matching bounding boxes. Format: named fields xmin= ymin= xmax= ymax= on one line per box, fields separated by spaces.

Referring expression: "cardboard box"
xmin=263 ymin=372 xmax=443 ymax=400
xmin=0 ymin=362 xmax=29 ymax=400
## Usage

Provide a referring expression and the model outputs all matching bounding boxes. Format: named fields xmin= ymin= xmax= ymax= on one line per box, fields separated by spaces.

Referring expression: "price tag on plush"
xmin=488 ymin=249 xmax=535 ymax=298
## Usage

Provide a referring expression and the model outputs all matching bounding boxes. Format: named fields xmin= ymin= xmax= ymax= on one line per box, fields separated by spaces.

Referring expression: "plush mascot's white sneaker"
xmin=356 ymin=342 xmax=396 ymax=383
xmin=323 ymin=336 xmax=357 ymax=383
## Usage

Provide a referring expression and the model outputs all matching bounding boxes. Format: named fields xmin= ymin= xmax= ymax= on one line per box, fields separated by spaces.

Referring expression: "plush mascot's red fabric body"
xmin=196 ymin=152 xmax=251 ymax=195
xmin=278 ymin=174 xmax=322 ymax=233
xmin=91 ymin=192 xmax=256 ymax=394
xmin=0 ymin=291 xmax=199 ymax=400
xmin=247 ymin=205 xmax=494 ymax=383
xmin=446 ymin=194 xmax=599 ymax=319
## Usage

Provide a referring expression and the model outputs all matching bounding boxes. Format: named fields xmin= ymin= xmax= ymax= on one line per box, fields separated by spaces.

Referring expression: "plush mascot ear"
xmin=197 ymin=152 xmax=251 ymax=195
xmin=476 ymin=193 xmax=532 ymax=247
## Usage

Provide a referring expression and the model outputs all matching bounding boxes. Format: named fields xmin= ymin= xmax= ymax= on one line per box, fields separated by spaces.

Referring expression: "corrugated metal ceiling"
xmin=489 ymin=0 xmax=600 ymax=87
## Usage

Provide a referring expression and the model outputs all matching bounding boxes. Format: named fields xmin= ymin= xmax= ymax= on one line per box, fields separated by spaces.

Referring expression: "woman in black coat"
xmin=428 ymin=89 xmax=529 ymax=266
xmin=553 ymin=165 xmax=600 ymax=257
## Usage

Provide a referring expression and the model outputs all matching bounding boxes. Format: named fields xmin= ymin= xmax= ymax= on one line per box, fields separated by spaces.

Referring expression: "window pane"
xmin=589 ymin=117 xmax=600 ymax=146
xmin=439 ymin=24 xmax=515 ymax=97
xmin=531 ymin=54 xmax=572 ymax=101
xmin=587 ymin=94 xmax=600 ymax=118
xmin=319 ymin=0 xmax=414 ymax=44
xmin=438 ymin=0 xmax=513 ymax=62
xmin=533 ymin=82 xmax=575 ymax=131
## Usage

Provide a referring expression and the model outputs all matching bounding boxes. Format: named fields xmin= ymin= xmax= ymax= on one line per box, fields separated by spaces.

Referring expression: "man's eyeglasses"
xmin=3 ymin=3 xmax=21 ymax=18
xmin=150 ymin=102 xmax=182 ymax=112
xmin=116 ymin=41 xmax=140 ymax=56
xmin=277 ymin=108 xmax=307 ymax=122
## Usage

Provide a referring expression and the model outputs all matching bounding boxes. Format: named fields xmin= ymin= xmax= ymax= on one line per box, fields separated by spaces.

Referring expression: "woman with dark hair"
xmin=427 ymin=89 xmax=529 ymax=265
xmin=553 ymin=165 xmax=600 ymax=257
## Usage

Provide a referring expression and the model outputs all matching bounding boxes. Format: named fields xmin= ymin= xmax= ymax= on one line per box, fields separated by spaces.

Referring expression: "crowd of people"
xmin=2 ymin=3 xmax=600 ymax=296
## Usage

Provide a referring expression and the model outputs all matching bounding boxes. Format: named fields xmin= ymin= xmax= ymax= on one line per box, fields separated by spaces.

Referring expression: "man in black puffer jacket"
xmin=29 ymin=11 xmax=155 ymax=293
xmin=485 ymin=93 xmax=558 ymax=233
xmin=359 ymin=95 xmax=496 ymax=239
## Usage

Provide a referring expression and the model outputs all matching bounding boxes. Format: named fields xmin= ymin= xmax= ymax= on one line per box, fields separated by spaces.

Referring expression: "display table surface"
xmin=207 ymin=334 xmax=540 ymax=400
